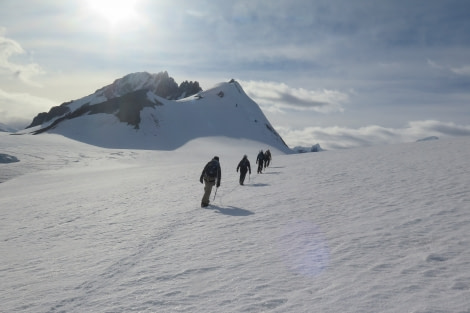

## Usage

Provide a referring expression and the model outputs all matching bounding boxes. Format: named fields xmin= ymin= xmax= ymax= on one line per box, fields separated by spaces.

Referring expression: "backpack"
xmin=206 ymin=160 xmax=219 ymax=178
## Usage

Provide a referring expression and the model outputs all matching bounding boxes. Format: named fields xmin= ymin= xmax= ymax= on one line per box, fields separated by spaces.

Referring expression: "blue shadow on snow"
xmin=207 ymin=205 xmax=254 ymax=216
xmin=248 ymin=183 xmax=270 ymax=187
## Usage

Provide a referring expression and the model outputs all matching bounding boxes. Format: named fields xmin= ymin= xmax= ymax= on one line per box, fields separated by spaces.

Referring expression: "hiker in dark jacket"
xmin=256 ymin=150 xmax=264 ymax=174
xmin=199 ymin=156 xmax=221 ymax=207
xmin=236 ymin=155 xmax=251 ymax=185
xmin=264 ymin=149 xmax=272 ymax=169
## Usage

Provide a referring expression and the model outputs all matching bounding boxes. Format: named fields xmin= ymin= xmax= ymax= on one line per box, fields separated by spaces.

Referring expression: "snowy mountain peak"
xmin=21 ymin=73 xmax=291 ymax=152
xmin=95 ymin=71 xmax=201 ymax=100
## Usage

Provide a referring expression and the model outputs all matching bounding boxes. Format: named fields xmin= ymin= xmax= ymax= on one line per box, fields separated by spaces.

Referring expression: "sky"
xmin=1 ymin=0 xmax=470 ymax=148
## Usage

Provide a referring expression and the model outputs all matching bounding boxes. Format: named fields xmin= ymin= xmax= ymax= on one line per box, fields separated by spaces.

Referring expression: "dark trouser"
xmin=202 ymin=177 xmax=215 ymax=206
xmin=239 ymin=170 xmax=248 ymax=185
xmin=257 ymin=162 xmax=263 ymax=173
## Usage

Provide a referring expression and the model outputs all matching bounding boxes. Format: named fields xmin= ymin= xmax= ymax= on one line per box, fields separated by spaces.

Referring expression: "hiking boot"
xmin=201 ymin=202 xmax=209 ymax=207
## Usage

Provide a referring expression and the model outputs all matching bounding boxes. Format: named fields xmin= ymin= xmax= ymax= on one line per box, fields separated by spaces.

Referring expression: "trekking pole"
xmin=213 ymin=168 xmax=219 ymax=201
xmin=213 ymin=186 xmax=218 ymax=201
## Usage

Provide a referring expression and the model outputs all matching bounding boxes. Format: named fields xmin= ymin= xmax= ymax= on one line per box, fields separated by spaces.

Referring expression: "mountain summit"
xmin=24 ymin=72 xmax=290 ymax=152
xmin=27 ymin=71 xmax=201 ymax=129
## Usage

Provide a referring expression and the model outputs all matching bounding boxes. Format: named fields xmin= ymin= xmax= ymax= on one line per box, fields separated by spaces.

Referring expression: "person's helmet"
xmin=213 ymin=156 xmax=219 ymax=161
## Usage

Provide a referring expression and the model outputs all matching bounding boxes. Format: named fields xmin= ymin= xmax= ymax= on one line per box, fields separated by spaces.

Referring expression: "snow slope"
xmin=20 ymin=78 xmax=290 ymax=153
xmin=1 ymin=133 xmax=470 ymax=312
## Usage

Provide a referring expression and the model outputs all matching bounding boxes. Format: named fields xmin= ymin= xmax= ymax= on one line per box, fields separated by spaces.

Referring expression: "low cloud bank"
xmin=278 ymin=120 xmax=470 ymax=150
xmin=0 ymin=88 xmax=57 ymax=129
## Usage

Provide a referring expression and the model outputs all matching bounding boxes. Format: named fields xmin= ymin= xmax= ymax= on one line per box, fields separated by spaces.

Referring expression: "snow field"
xmin=1 ymin=134 xmax=470 ymax=312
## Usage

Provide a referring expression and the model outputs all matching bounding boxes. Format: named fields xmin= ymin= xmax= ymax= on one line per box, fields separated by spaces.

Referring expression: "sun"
xmin=86 ymin=0 xmax=139 ymax=27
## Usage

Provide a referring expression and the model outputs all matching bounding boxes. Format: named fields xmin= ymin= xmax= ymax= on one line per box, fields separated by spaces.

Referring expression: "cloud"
xmin=407 ymin=120 xmax=470 ymax=137
xmin=0 ymin=88 xmax=56 ymax=129
xmin=451 ymin=65 xmax=470 ymax=76
xmin=427 ymin=59 xmax=444 ymax=70
xmin=278 ymin=120 xmax=470 ymax=150
xmin=428 ymin=59 xmax=470 ymax=77
xmin=239 ymin=80 xmax=348 ymax=114
xmin=0 ymin=32 xmax=45 ymax=86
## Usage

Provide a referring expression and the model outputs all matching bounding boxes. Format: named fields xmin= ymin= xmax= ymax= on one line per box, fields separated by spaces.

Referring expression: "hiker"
xmin=256 ymin=150 xmax=264 ymax=174
xmin=199 ymin=156 xmax=221 ymax=207
xmin=236 ymin=155 xmax=251 ymax=185
xmin=264 ymin=149 xmax=272 ymax=169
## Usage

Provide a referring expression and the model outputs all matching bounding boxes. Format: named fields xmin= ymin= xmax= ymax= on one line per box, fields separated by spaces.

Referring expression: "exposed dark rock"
xmin=27 ymin=104 xmax=70 ymax=128
xmin=0 ymin=153 xmax=19 ymax=163
xmin=293 ymin=143 xmax=325 ymax=153
xmin=179 ymin=80 xmax=202 ymax=98
xmin=265 ymin=123 xmax=289 ymax=147
xmin=33 ymin=89 xmax=161 ymax=134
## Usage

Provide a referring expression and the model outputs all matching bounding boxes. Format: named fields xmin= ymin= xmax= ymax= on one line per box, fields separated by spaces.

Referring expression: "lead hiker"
xmin=236 ymin=155 xmax=251 ymax=185
xmin=199 ymin=156 xmax=221 ymax=207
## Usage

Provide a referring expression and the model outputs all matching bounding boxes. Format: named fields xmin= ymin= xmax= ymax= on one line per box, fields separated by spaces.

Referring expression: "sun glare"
xmin=87 ymin=0 xmax=139 ymax=27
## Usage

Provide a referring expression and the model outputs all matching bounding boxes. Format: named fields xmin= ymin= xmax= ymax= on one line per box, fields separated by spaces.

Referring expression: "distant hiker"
xmin=199 ymin=156 xmax=221 ymax=207
xmin=256 ymin=150 xmax=264 ymax=174
xmin=236 ymin=155 xmax=251 ymax=185
xmin=264 ymin=149 xmax=272 ymax=169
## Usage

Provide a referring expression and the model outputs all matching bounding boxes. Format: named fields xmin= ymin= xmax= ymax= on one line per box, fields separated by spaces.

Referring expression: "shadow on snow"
xmin=207 ymin=205 xmax=254 ymax=216
xmin=247 ymin=183 xmax=270 ymax=187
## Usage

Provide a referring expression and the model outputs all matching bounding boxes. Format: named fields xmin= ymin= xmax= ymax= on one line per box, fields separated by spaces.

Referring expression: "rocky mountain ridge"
xmin=27 ymin=71 xmax=201 ymax=129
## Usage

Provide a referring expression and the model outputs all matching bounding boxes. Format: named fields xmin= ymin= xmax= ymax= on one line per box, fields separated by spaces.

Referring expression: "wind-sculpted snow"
xmin=1 ymin=133 xmax=469 ymax=312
